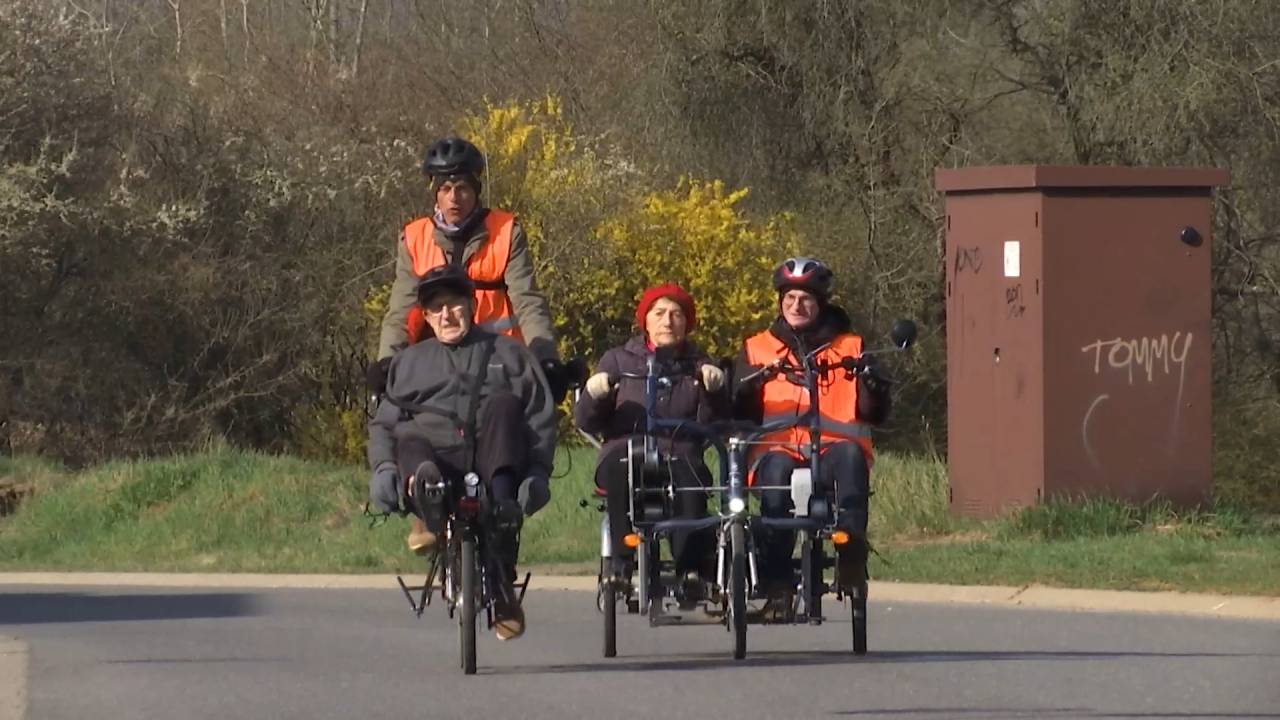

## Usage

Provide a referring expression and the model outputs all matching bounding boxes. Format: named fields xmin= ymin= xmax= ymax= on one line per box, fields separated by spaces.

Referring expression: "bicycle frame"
xmin=395 ymin=472 xmax=530 ymax=621
xmin=588 ymin=319 xmax=916 ymax=656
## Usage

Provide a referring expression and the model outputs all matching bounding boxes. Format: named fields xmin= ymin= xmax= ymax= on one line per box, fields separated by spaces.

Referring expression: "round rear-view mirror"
xmin=890 ymin=319 xmax=918 ymax=350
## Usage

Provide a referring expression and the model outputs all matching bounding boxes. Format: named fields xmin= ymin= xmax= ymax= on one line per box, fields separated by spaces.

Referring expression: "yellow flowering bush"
xmin=591 ymin=179 xmax=798 ymax=359
xmin=460 ymin=96 xmax=796 ymax=360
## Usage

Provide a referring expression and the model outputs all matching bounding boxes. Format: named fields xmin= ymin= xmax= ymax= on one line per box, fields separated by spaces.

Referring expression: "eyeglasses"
xmin=422 ymin=298 xmax=467 ymax=315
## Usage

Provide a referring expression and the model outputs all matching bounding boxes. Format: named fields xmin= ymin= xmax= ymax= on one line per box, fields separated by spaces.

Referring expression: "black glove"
xmin=366 ymin=357 xmax=392 ymax=395
xmin=369 ymin=462 xmax=402 ymax=514
xmin=518 ymin=474 xmax=551 ymax=517
xmin=541 ymin=358 xmax=570 ymax=404
xmin=856 ymin=354 xmax=889 ymax=393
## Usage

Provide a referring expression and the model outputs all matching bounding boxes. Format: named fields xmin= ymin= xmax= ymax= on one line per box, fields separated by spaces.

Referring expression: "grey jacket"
xmin=367 ymin=329 xmax=557 ymax=478
xmin=376 ymin=211 xmax=558 ymax=362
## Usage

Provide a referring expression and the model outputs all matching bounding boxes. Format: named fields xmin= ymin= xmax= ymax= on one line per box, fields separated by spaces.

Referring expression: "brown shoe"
xmin=752 ymin=578 xmax=794 ymax=623
xmin=493 ymin=601 xmax=525 ymax=641
xmin=406 ymin=516 xmax=437 ymax=555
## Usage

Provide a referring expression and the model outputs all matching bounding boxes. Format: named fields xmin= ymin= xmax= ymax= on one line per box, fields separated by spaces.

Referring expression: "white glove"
xmin=699 ymin=364 xmax=725 ymax=392
xmin=585 ymin=372 xmax=615 ymax=400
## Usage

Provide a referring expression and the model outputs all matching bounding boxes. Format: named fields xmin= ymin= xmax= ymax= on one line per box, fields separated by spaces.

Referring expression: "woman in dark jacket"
xmin=574 ymin=283 xmax=728 ymax=580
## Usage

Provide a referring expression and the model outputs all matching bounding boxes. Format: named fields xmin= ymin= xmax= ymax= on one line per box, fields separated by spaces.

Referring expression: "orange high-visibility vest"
xmin=743 ymin=329 xmax=873 ymax=481
xmin=403 ymin=210 xmax=524 ymax=344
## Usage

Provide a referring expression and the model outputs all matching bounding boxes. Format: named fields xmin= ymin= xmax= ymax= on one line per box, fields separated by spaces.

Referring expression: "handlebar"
xmin=739 ymin=354 xmax=891 ymax=386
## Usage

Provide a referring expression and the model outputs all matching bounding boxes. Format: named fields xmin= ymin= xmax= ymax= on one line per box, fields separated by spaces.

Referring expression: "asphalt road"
xmin=2 ymin=585 xmax=1278 ymax=720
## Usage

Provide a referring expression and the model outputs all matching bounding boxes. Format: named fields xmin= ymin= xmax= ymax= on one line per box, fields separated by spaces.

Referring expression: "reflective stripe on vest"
xmin=477 ymin=316 xmax=517 ymax=334
xmin=743 ymin=329 xmax=874 ymax=469
xmin=403 ymin=210 xmax=524 ymax=344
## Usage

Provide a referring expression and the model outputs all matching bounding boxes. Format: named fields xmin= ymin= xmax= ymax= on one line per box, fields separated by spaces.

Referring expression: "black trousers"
xmin=394 ymin=392 xmax=529 ymax=530
xmin=391 ymin=392 xmax=527 ymax=584
xmin=595 ymin=439 xmax=715 ymax=575
xmin=754 ymin=441 xmax=871 ymax=585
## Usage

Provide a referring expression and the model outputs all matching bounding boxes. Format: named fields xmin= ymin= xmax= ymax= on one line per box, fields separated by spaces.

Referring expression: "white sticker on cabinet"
xmin=1004 ymin=240 xmax=1020 ymax=278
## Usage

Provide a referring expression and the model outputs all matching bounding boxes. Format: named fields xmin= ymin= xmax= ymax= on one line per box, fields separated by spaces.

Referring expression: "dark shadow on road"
xmin=104 ymin=657 xmax=289 ymax=665
xmin=0 ymin=592 xmax=261 ymax=625
xmin=485 ymin=648 xmax=1275 ymax=675
xmin=834 ymin=710 xmax=1087 ymax=719
xmin=834 ymin=710 xmax=1280 ymax=719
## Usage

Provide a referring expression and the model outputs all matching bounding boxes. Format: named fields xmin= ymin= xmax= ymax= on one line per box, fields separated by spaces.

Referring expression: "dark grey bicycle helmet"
xmin=422 ymin=136 xmax=485 ymax=179
xmin=772 ymin=256 xmax=834 ymax=299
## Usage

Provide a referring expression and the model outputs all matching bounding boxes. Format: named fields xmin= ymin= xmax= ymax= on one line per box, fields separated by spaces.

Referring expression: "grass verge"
xmin=1 ymin=448 xmax=1276 ymax=595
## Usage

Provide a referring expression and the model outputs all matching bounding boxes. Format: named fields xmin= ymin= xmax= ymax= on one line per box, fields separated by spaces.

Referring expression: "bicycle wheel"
xmin=804 ymin=533 xmax=823 ymax=625
xmin=730 ymin=521 xmax=747 ymax=660
xmin=602 ymin=574 xmax=617 ymax=658
xmin=459 ymin=535 xmax=478 ymax=674
xmin=850 ymin=578 xmax=868 ymax=655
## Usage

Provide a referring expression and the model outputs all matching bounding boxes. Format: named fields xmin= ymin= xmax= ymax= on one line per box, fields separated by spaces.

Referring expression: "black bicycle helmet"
xmin=422 ymin=136 xmax=485 ymax=179
xmin=772 ymin=256 xmax=834 ymax=299
xmin=416 ymin=264 xmax=476 ymax=306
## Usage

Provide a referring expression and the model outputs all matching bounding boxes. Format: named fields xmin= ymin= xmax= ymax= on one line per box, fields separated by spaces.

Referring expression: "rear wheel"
xmin=636 ymin=537 xmax=650 ymax=615
xmin=800 ymin=532 xmax=822 ymax=624
xmin=730 ymin=521 xmax=747 ymax=660
xmin=850 ymin=579 xmax=868 ymax=655
xmin=602 ymin=567 xmax=618 ymax=658
xmin=459 ymin=535 xmax=478 ymax=674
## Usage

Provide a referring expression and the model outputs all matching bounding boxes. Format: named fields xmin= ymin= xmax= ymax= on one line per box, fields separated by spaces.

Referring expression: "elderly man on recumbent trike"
xmin=732 ymin=257 xmax=914 ymax=650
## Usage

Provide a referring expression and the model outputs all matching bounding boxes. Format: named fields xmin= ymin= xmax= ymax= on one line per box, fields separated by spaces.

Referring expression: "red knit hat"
xmin=635 ymin=283 xmax=697 ymax=333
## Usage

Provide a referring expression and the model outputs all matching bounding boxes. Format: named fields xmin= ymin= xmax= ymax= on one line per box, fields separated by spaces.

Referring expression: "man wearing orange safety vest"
xmin=368 ymin=136 xmax=564 ymax=397
xmin=732 ymin=257 xmax=893 ymax=611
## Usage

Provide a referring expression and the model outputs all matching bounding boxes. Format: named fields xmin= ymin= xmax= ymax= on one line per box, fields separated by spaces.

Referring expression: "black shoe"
xmin=412 ymin=461 xmax=447 ymax=535
xmin=677 ymin=570 xmax=706 ymax=608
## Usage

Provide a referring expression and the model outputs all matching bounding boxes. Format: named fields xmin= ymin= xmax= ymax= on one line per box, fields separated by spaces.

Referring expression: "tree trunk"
xmin=305 ymin=0 xmax=323 ymax=77
xmin=220 ymin=0 xmax=229 ymax=65
xmin=328 ymin=0 xmax=340 ymax=68
xmin=352 ymin=0 xmax=369 ymax=78
xmin=166 ymin=0 xmax=183 ymax=58
xmin=241 ymin=0 xmax=250 ymax=64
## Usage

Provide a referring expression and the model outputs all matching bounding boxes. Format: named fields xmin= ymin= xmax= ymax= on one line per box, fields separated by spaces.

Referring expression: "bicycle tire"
xmin=730 ymin=521 xmax=747 ymax=660
xmin=602 ymin=577 xmax=617 ymax=658
xmin=460 ymin=535 xmax=478 ymax=674
xmin=850 ymin=579 xmax=868 ymax=655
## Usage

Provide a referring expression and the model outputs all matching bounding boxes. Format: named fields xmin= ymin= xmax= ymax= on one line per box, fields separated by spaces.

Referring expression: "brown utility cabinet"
xmin=935 ymin=165 xmax=1229 ymax=518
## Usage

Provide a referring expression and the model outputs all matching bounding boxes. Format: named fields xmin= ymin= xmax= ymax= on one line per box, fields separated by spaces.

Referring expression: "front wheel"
xmin=730 ymin=521 xmax=747 ymax=660
xmin=459 ymin=535 xmax=478 ymax=674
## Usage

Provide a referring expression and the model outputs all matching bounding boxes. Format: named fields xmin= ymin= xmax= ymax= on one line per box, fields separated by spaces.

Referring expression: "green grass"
xmin=872 ymin=534 xmax=1280 ymax=595
xmin=2 ymin=447 xmax=1277 ymax=595
xmin=867 ymin=495 xmax=1280 ymax=595
xmin=0 ymin=446 xmax=605 ymax=574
